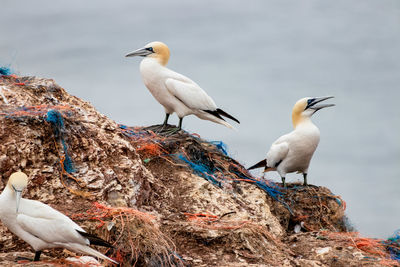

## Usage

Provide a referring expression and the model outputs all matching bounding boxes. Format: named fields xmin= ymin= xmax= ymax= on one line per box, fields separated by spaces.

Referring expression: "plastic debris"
xmin=0 ymin=66 xmax=12 ymax=76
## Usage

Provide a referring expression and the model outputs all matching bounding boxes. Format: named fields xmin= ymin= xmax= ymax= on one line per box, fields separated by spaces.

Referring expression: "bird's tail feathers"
xmin=219 ymin=119 xmax=236 ymax=130
xmin=247 ymin=159 xmax=267 ymax=170
xmin=77 ymin=230 xmax=113 ymax=248
xmin=196 ymin=111 xmax=236 ymax=130
xmin=263 ymin=167 xmax=275 ymax=173
xmin=67 ymin=243 xmax=118 ymax=264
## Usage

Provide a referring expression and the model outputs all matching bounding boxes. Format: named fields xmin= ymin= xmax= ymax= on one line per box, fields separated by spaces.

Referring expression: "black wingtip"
xmin=247 ymin=159 xmax=267 ymax=170
xmin=216 ymin=108 xmax=240 ymax=124
xmin=77 ymin=230 xmax=114 ymax=248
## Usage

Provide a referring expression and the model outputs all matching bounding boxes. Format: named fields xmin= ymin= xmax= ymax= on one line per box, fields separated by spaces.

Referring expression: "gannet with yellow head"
xmin=126 ymin=41 xmax=240 ymax=130
xmin=248 ymin=96 xmax=334 ymax=187
xmin=0 ymin=172 xmax=117 ymax=264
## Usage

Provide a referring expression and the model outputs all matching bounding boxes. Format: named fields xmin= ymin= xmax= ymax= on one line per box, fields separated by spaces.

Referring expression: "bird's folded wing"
xmin=20 ymin=199 xmax=67 ymax=218
xmin=165 ymin=78 xmax=217 ymax=110
xmin=19 ymin=198 xmax=85 ymax=229
xmin=17 ymin=214 xmax=87 ymax=245
xmin=266 ymin=142 xmax=289 ymax=167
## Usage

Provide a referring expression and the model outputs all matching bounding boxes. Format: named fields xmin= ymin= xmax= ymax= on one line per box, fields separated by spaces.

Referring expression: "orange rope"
xmin=322 ymin=231 xmax=399 ymax=266
xmin=53 ymin=139 xmax=92 ymax=198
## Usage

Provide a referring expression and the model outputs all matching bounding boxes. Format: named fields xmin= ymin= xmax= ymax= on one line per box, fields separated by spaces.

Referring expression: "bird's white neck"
xmin=142 ymin=54 xmax=168 ymax=66
xmin=292 ymin=114 xmax=311 ymax=128
xmin=140 ymin=57 xmax=167 ymax=71
xmin=0 ymin=185 xmax=15 ymax=202
xmin=293 ymin=116 xmax=318 ymax=131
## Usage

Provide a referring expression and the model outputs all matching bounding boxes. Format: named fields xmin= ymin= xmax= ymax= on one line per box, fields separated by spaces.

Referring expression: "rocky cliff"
xmin=0 ymin=74 xmax=398 ymax=267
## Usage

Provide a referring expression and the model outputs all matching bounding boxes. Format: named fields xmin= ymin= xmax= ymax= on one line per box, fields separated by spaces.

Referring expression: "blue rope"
xmin=119 ymin=124 xmax=147 ymax=138
xmin=232 ymin=171 xmax=293 ymax=215
xmin=385 ymin=229 xmax=400 ymax=262
xmin=0 ymin=66 xmax=12 ymax=76
xmin=175 ymin=152 xmax=293 ymax=214
xmin=334 ymin=197 xmax=342 ymax=206
xmin=118 ymin=126 xmax=293 ymax=214
xmin=170 ymin=250 xmax=185 ymax=266
xmin=46 ymin=110 xmax=75 ymax=173
xmin=46 ymin=109 xmax=64 ymax=137
xmin=210 ymin=141 xmax=228 ymax=155
xmin=176 ymin=154 xmax=222 ymax=187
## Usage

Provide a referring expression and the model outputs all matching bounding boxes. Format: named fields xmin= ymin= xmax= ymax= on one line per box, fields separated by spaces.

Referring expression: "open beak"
xmin=307 ymin=96 xmax=335 ymax=111
xmin=15 ymin=190 xmax=22 ymax=213
xmin=125 ymin=47 xmax=153 ymax=57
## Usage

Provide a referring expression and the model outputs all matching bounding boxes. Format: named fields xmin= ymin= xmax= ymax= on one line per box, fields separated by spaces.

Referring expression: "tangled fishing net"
xmin=119 ymin=124 xmax=350 ymax=233
xmin=0 ymin=102 xmax=89 ymax=194
xmin=179 ymin=211 xmax=289 ymax=265
xmin=71 ymin=202 xmax=184 ymax=266
xmin=319 ymin=231 xmax=400 ymax=266
xmin=0 ymin=66 xmax=13 ymax=76
xmin=119 ymin=124 xmax=283 ymax=199
xmin=386 ymin=230 xmax=400 ymax=263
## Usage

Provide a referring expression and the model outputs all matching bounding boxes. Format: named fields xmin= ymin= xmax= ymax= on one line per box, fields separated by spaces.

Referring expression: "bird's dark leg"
xmin=178 ymin=117 xmax=183 ymax=130
xmin=303 ymin=173 xmax=308 ymax=186
xmin=163 ymin=113 xmax=170 ymax=126
xmin=34 ymin=251 xmax=42 ymax=261
xmin=281 ymin=177 xmax=286 ymax=188
xmin=163 ymin=117 xmax=183 ymax=136
xmin=145 ymin=113 xmax=171 ymax=133
xmin=154 ymin=113 xmax=171 ymax=133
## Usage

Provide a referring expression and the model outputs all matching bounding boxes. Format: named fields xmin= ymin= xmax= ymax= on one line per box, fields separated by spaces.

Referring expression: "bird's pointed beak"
xmin=15 ymin=190 xmax=22 ymax=213
xmin=307 ymin=96 xmax=335 ymax=111
xmin=125 ymin=47 xmax=153 ymax=58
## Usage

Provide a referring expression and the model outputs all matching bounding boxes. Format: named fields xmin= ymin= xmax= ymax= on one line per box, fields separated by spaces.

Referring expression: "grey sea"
xmin=1 ymin=0 xmax=399 ymax=238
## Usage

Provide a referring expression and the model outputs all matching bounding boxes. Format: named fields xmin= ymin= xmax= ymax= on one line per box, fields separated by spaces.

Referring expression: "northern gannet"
xmin=125 ymin=41 xmax=240 ymax=130
xmin=248 ymin=96 xmax=334 ymax=187
xmin=0 ymin=172 xmax=117 ymax=264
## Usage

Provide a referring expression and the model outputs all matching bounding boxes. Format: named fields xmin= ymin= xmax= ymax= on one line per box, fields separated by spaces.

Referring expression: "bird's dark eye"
xmin=146 ymin=47 xmax=154 ymax=52
xmin=305 ymin=98 xmax=316 ymax=110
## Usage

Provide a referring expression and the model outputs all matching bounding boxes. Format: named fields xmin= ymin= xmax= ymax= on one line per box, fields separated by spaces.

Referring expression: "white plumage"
xmin=0 ymin=172 xmax=117 ymax=264
xmin=126 ymin=41 xmax=239 ymax=130
xmin=165 ymin=77 xmax=217 ymax=113
xmin=248 ymin=96 xmax=334 ymax=187
xmin=267 ymin=119 xmax=320 ymax=177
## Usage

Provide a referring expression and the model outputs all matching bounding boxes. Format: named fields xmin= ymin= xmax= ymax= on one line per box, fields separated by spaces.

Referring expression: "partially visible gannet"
xmin=0 ymin=172 xmax=117 ymax=264
xmin=248 ymin=96 xmax=334 ymax=187
xmin=126 ymin=41 xmax=240 ymax=130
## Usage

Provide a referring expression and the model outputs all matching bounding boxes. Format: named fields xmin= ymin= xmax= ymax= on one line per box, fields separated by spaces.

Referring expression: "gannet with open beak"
xmin=248 ymin=96 xmax=334 ymax=187
xmin=126 ymin=41 xmax=240 ymax=130
xmin=0 ymin=172 xmax=117 ymax=264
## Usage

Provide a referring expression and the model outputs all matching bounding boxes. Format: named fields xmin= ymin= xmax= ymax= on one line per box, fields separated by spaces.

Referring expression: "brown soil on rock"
xmin=0 ymin=75 xmax=397 ymax=267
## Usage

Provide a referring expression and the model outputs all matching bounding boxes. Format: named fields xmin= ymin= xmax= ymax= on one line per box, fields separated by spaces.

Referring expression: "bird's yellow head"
xmin=125 ymin=41 xmax=170 ymax=66
xmin=292 ymin=96 xmax=334 ymax=128
xmin=7 ymin=171 xmax=28 ymax=212
xmin=8 ymin=171 xmax=28 ymax=191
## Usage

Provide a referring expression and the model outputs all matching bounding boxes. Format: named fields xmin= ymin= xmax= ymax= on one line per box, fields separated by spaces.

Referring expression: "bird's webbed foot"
xmin=15 ymin=256 xmax=33 ymax=262
xmin=144 ymin=124 xmax=182 ymax=136
xmin=16 ymin=251 xmax=41 ymax=262
xmin=145 ymin=113 xmax=172 ymax=133
xmin=143 ymin=124 xmax=165 ymax=132
xmin=162 ymin=126 xmax=182 ymax=137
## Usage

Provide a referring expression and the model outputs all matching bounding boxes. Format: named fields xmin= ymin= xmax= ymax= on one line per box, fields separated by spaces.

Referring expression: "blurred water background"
xmin=1 ymin=0 xmax=399 ymax=238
